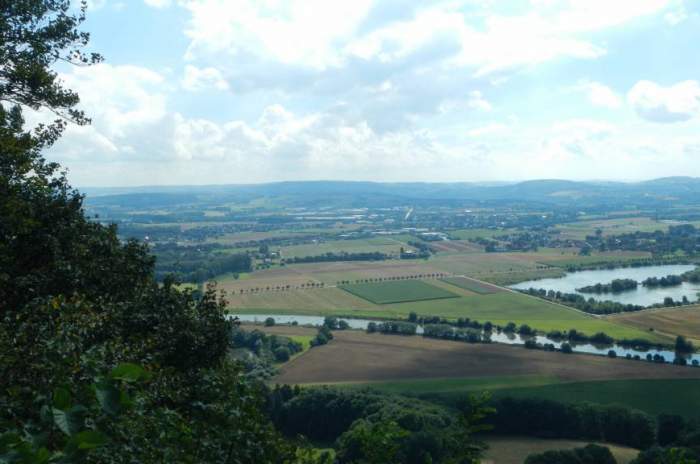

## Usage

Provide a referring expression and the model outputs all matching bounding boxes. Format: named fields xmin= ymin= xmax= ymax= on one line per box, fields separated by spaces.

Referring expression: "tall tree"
xmin=0 ymin=2 xmax=293 ymax=462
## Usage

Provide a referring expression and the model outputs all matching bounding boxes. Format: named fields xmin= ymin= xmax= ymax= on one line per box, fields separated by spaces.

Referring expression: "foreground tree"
xmin=0 ymin=2 xmax=292 ymax=462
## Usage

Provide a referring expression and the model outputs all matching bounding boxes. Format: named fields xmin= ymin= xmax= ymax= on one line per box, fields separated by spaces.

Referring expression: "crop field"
xmin=273 ymin=331 xmax=697 ymax=386
xmin=481 ymin=436 xmax=639 ymax=464
xmin=228 ymin=287 xmax=377 ymax=311
xmin=609 ymin=305 xmax=700 ymax=344
xmin=229 ymin=284 xmax=664 ymax=340
xmin=340 ymin=280 xmax=459 ymax=304
xmin=440 ymin=276 xmax=502 ymax=294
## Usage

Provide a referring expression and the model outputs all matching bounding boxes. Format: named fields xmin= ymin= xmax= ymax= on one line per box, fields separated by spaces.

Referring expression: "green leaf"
xmin=110 ymin=363 xmax=149 ymax=383
xmin=52 ymin=387 xmax=71 ymax=410
xmin=71 ymin=430 xmax=107 ymax=450
xmin=52 ymin=406 xmax=85 ymax=436
xmin=95 ymin=380 xmax=121 ymax=416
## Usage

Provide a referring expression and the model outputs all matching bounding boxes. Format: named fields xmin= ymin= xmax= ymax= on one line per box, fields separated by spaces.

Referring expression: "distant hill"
xmin=82 ymin=178 xmax=700 ymax=210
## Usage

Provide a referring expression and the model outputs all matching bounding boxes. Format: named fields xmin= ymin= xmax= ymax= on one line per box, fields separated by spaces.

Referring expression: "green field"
xmin=490 ymin=379 xmax=700 ymax=419
xmin=230 ymin=288 xmax=666 ymax=341
xmin=449 ymin=228 xmax=511 ymax=240
xmin=340 ymin=280 xmax=459 ymax=304
xmin=337 ymin=375 xmax=561 ymax=395
xmin=440 ymin=276 xmax=500 ymax=294
xmin=339 ymin=376 xmax=700 ymax=419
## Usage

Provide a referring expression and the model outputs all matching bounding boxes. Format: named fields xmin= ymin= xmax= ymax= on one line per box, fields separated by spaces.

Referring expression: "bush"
xmin=524 ymin=444 xmax=616 ymax=464
xmin=274 ymin=346 xmax=291 ymax=362
xmin=264 ymin=317 xmax=276 ymax=327
xmin=607 ymin=350 xmax=617 ymax=358
xmin=367 ymin=322 xmax=377 ymax=333
xmin=560 ymin=342 xmax=573 ymax=354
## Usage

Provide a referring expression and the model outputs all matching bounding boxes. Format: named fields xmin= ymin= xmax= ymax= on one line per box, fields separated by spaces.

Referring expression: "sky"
xmin=40 ymin=0 xmax=700 ymax=186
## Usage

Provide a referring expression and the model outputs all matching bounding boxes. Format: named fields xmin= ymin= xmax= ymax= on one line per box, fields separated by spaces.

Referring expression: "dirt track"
xmin=273 ymin=331 xmax=700 ymax=384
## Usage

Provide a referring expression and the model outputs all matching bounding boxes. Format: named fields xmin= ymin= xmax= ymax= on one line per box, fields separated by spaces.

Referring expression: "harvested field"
xmin=481 ymin=436 xmax=639 ymax=464
xmin=228 ymin=287 xmax=376 ymax=311
xmin=609 ymin=305 xmax=700 ymax=344
xmin=340 ymin=280 xmax=459 ymax=304
xmin=441 ymin=276 xmax=502 ymax=294
xmin=273 ymin=331 xmax=700 ymax=385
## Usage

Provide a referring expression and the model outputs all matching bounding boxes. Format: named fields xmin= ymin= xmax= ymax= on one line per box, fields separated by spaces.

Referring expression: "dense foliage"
xmin=489 ymin=397 xmax=656 ymax=449
xmin=0 ymin=3 xmax=295 ymax=461
xmin=524 ymin=444 xmax=616 ymax=464
xmin=273 ymin=388 xmax=492 ymax=464
xmin=577 ymin=278 xmax=638 ymax=294
xmin=151 ymin=242 xmax=251 ymax=282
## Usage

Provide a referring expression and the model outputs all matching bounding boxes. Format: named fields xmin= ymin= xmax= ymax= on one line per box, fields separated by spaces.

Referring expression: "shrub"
xmin=560 ymin=342 xmax=573 ymax=354
xmin=264 ymin=317 xmax=276 ymax=327
xmin=274 ymin=346 xmax=291 ymax=362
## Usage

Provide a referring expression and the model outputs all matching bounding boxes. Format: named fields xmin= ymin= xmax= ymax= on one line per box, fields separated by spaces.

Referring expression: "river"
xmin=234 ymin=314 xmax=700 ymax=365
xmin=510 ymin=264 xmax=700 ymax=306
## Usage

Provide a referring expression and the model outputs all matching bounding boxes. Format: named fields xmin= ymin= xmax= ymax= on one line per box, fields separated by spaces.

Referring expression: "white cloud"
xmin=575 ymin=81 xmax=622 ymax=108
xmin=665 ymin=3 xmax=688 ymax=25
xmin=144 ymin=0 xmax=171 ymax=8
xmin=467 ymin=91 xmax=492 ymax=111
xmin=179 ymin=0 xmax=672 ymax=78
xmin=181 ymin=65 xmax=229 ymax=92
xmin=180 ymin=0 xmax=374 ymax=69
xmin=627 ymin=80 xmax=700 ymax=123
xmin=467 ymin=123 xmax=507 ymax=137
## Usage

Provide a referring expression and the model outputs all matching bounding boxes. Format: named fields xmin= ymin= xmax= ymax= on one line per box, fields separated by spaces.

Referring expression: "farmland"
xmin=609 ymin=305 xmax=700 ymax=345
xmin=440 ymin=276 xmax=501 ymax=294
xmin=270 ymin=330 xmax=700 ymax=419
xmin=340 ymin=280 xmax=459 ymax=304
xmin=230 ymin=287 xmax=664 ymax=340
xmin=273 ymin=331 xmax=697 ymax=385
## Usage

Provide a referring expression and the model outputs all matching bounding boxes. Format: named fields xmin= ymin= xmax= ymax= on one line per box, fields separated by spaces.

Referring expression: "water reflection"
xmin=234 ymin=314 xmax=699 ymax=365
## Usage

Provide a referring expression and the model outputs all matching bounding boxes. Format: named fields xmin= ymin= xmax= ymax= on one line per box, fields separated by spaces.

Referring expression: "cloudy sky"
xmin=46 ymin=0 xmax=700 ymax=186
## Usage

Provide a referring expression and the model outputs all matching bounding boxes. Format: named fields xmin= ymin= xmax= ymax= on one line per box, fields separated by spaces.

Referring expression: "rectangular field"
xmin=339 ymin=280 xmax=459 ymax=304
xmin=440 ymin=276 xmax=502 ymax=294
